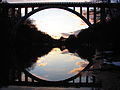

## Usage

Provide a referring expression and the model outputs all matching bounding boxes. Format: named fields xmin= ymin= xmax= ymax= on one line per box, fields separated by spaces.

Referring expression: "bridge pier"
xmin=32 ymin=7 xmax=35 ymax=11
xmin=100 ymin=7 xmax=106 ymax=22
xmin=87 ymin=7 xmax=89 ymax=22
xmin=25 ymin=7 xmax=28 ymax=15
xmin=94 ymin=7 xmax=96 ymax=24
xmin=17 ymin=8 xmax=21 ymax=18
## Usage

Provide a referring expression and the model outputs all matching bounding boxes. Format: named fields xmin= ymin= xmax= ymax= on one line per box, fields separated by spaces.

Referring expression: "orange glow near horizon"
xmin=48 ymin=48 xmax=61 ymax=54
xmin=49 ymin=34 xmax=62 ymax=39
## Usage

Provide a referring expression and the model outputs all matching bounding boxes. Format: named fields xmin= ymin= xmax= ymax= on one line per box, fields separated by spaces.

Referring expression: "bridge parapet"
xmin=0 ymin=2 xmax=120 ymax=29
xmin=1 ymin=2 xmax=120 ymax=25
xmin=10 ymin=69 xmax=101 ymax=88
xmin=1 ymin=3 xmax=120 ymax=8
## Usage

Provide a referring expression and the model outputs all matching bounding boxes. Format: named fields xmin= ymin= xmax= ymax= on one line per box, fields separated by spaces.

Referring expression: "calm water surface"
xmin=28 ymin=48 xmax=89 ymax=81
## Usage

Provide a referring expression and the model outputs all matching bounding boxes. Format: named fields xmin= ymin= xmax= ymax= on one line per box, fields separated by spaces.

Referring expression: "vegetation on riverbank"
xmin=65 ymin=15 xmax=120 ymax=50
xmin=0 ymin=8 xmax=58 ymax=47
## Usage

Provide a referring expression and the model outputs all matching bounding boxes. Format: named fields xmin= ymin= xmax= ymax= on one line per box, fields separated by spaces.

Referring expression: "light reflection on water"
xmin=29 ymin=48 xmax=89 ymax=81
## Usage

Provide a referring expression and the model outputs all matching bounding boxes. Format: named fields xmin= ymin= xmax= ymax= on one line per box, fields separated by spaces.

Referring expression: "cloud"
xmin=36 ymin=58 xmax=47 ymax=66
xmin=61 ymin=30 xmax=82 ymax=38
xmin=69 ymin=61 xmax=89 ymax=74
xmin=61 ymin=49 xmax=69 ymax=54
xmin=76 ymin=61 xmax=89 ymax=67
xmin=61 ymin=33 xmax=70 ymax=38
xmin=38 ymin=62 xmax=47 ymax=66
xmin=69 ymin=67 xmax=84 ymax=74
xmin=69 ymin=56 xmax=80 ymax=61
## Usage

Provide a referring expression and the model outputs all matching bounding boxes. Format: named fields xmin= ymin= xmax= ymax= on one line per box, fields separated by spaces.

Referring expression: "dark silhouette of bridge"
xmin=9 ymin=62 xmax=101 ymax=88
xmin=1 ymin=2 xmax=120 ymax=88
xmin=1 ymin=2 xmax=120 ymax=43
xmin=1 ymin=2 xmax=120 ymax=25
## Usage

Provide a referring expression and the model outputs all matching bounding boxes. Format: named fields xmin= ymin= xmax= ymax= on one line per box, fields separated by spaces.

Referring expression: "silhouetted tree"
xmin=65 ymin=35 xmax=77 ymax=44
xmin=14 ymin=19 xmax=55 ymax=46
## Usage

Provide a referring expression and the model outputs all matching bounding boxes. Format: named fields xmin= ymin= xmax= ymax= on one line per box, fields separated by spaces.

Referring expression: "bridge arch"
xmin=11 ymin=6 xmax=93 ymax=83
xmin=17 ymin=5 xmax=92 ymax=27
xmin=11 ymin=6 xmax=92 ymax=82
xmin=11 ymin=5 xmax=92 ymax=45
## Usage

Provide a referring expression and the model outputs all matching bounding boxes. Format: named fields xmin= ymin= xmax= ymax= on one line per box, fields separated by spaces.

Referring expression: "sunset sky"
xmin=29 ymin=8 xmax=88 ymax=38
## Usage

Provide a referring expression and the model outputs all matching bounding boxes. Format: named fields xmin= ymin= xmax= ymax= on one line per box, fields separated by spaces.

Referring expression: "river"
xmin=0 ymin=45 xmax=120 ymax=90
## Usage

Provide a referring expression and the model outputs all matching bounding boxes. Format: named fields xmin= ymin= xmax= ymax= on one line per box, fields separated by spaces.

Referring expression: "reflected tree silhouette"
xmin=0 ymin=46 xmax=53 ymax=87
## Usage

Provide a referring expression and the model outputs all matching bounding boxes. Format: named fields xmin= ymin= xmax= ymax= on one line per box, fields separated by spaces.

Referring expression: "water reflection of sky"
xmin=29 ymin=48 xmax=89 ymax=81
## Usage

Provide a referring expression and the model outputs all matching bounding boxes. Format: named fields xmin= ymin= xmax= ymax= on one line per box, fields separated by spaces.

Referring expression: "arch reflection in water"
xmin=28 ymin=48 xmax=89 ymax=81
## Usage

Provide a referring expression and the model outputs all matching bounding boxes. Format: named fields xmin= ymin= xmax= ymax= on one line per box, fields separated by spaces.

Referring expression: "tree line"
xmin=0 ymin=3 xmax=57 ymax=47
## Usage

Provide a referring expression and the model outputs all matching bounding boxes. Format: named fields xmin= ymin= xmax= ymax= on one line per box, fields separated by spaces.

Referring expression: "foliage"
xmin=15 ymin=19 xmax=55 ymax=46
xmin=65 ymin=15 xmax=120 ymax=50
xmin=0 ymin=5 xmax=56 ymax=46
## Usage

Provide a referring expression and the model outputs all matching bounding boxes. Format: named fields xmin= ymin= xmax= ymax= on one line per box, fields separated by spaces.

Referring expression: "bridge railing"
xmin=10 ymin=69 xmax=100 ymax=87
xmin=1 ymin=3 xmax=120 ymax=24
xmin=8 ymin=62 xmax=100 ymax=87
